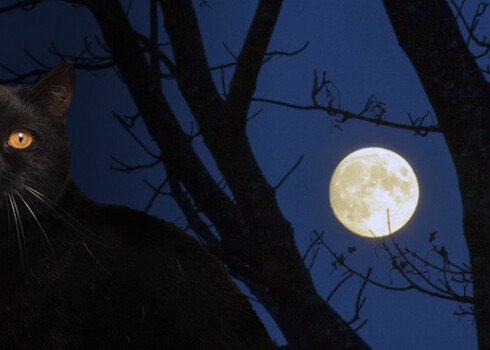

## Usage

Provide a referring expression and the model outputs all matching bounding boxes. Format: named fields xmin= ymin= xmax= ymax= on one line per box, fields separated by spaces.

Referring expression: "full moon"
xmin=329 ymin=147 xmax=419 ymax=237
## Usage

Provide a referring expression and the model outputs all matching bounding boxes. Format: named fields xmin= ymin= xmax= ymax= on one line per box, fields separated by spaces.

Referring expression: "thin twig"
xmin=274 ymin=154 xmax=304 ymax=191
xmin=143 ymin=177 xmax=169 ymax=213
xmin=112 ymin=111 xmax=160 ymax=159
xmin=326 ymin=272 xmax=354 ymax=303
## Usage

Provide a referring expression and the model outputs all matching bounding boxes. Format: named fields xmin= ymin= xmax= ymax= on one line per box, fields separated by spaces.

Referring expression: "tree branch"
xmin=158 ymin=0 xmax=222 ymax=118
xmin=252 ymin=96 xmax=441 ymax=136
xmin=225 ymin=0 xmax=284 ymax=129
xmin=313 ymin=230 xmax=473 ymax=304
xmin=85 ymin=0 xmax=243 ymax=247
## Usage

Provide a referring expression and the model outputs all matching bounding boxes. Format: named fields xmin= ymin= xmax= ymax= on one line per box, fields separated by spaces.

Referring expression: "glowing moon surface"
xmin=329 ymin=147 xmax=419 ymax=237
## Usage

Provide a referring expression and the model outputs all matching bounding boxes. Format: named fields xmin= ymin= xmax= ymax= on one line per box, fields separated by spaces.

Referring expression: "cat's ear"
xmin=23 ymin=62 xmax=75 ymax=125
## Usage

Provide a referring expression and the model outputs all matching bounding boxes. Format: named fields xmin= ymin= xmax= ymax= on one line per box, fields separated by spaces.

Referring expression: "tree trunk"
xmin=382 ymin=1 xmax=490 ymax=348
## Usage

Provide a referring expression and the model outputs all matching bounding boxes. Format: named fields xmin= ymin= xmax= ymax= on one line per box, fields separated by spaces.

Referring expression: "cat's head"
xmin=0 ymin=62 xmax=74 ymax=216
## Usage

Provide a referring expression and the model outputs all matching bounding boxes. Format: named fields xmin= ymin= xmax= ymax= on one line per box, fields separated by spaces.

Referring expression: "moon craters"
xmin=329 ymin=147 xmax=419 ymax=237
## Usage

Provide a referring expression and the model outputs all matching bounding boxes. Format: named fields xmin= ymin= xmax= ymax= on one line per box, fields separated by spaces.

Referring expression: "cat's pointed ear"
xmin=23 ymin=62 xmax=75 ymax=124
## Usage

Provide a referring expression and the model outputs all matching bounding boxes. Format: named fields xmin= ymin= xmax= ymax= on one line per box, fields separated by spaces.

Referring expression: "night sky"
xmin=0 ymin=1 xmax=478 ymax=349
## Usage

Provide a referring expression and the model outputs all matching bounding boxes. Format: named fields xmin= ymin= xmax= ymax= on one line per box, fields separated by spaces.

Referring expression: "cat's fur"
xmin=0 ymin=62 xmax=275 ymax=349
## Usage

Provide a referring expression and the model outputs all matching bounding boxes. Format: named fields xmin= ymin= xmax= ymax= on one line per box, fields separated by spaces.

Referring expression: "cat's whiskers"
xmin=81 ymin=240 xmax=109 ymax=275
xmin=23 ymin=186 xmax=112 ymax=273
xmin=2 ymin=169 xmax=112 ymax=270
xmin=3 ymin=192 xmax=12 ymax=237
xmin=7 ymin=193 xmax=26 ymax=268
xmin=17 ymin=193 xmax=56 ymax=259
xmin=24 ymin=185 xmax=112 ymax=249
xmin=24 ymin=185 xmax=87 ymax=233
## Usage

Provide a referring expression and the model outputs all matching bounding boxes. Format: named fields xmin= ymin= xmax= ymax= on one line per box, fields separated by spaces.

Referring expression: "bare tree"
xmin=0 ymin=0 xmax=488 ymax=349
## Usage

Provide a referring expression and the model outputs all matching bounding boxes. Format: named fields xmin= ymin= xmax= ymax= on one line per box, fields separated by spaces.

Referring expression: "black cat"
xmin=0 ymin=62 xmax=275 ymax=349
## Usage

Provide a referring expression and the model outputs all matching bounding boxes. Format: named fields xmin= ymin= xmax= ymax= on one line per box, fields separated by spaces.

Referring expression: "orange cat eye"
xmin=8 ymin=130 xmax=33 ymax=149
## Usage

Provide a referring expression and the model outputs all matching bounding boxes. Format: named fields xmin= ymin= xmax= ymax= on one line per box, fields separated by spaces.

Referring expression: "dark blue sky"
xmin=0 ymin=1 xmax=477 ymax=349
